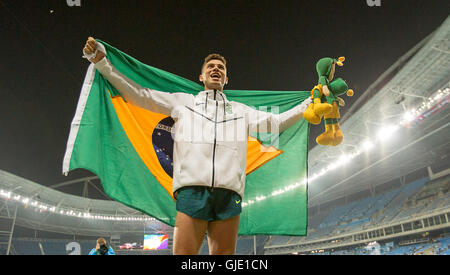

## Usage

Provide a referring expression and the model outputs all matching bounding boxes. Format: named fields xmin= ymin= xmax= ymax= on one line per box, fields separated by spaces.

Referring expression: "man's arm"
xmin=83 ymin=37 xmax=192 ymax=116
xmin=246 ymin=97 xmax=312 ymax=133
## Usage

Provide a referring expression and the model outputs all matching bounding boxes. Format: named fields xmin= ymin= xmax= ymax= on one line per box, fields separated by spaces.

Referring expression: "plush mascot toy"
xmin=304 ymin=57 xmax=354 ymax=146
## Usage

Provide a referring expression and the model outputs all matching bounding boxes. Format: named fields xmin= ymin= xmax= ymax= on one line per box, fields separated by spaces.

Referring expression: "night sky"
xmin=0 ymin=0 xmax=448 ymax=198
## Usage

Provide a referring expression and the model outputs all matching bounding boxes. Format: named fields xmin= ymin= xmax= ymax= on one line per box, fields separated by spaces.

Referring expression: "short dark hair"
xmin=202 ymin=53 xmax=227 ymax=72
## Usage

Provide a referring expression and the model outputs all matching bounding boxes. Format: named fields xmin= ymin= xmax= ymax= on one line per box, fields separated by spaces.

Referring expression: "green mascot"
xmin=304 ymin=57 xmax=354 ymax=146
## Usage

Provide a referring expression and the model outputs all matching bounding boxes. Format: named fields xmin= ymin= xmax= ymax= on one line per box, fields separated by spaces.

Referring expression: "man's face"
xmin=199 ymin=59 xmax=228 ymax=91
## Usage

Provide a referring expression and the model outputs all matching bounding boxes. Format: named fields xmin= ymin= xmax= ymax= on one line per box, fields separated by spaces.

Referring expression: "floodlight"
xmin=402 ymin=111 xmax=415 ymax=123
xmin=377 ymin=125 xmax=398 ymax=141
xmin=362 ymin=140 xmax=374 ymax=151
xmin=338 ymin=154 xmax=351 ymax=164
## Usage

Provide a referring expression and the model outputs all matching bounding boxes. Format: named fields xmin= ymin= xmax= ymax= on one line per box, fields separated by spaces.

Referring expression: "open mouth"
xmin=210 ymin=72 xmax=221 ymax=81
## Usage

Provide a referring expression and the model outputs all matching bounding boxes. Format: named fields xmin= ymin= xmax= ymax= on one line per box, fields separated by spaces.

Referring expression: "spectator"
xmin=89 ymin=238 xmax=115 ymax=255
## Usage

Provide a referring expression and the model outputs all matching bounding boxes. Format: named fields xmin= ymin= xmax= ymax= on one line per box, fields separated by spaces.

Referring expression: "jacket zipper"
xmin=211 ymin=91 xmax=218 ymax=189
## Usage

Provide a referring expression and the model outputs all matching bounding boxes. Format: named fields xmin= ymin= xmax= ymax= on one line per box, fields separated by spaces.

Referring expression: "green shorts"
xmin=175 ymin=186 xmax=242 ymax=222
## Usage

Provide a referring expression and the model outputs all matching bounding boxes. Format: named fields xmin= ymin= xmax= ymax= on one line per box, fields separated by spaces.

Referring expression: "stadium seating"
xmin=11 ymin=240 xmax=42 ymax=255
xmin=375 ymin=178 xmax=428 ymax=224
xmin=199 ymin=236 xmax=260 ymax=255
xmin=309 ymin=179 xmax=429 ymax=237
xmin=3 ymin=176 xmax=447 ymax=256
xmin=8 ymin=239 xmax=99 ymax=255
xmin=235 ymin=237 xmax=255 ymax=255
xmin=307 ymin=235 xmax=450 ymax=255
xmin=265 ymin=175 xmax=449 ymax=254
xmin=266 ymin=235 xmax=293 ymax=247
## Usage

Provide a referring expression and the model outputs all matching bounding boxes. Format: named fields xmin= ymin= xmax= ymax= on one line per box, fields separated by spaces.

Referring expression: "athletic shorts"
xmin=175 ymin=186 xmax=242 ymax=222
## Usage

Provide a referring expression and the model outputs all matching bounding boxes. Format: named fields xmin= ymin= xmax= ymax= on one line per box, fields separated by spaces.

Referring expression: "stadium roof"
xmin=0 ymin=169 xmax=171 ymax=236
xmin=307 ymin=16 xmax=450 ymax=206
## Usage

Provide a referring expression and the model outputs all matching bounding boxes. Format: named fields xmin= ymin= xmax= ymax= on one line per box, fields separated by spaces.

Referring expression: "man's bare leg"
xmin=207 ymin=215 xmax=240 ymax=255
xmin=173 ymin=211 xmax=208 ymax=255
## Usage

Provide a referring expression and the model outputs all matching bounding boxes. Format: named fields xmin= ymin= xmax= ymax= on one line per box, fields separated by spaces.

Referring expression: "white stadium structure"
xmin=1 ymin=16 xmax=449 ymax=256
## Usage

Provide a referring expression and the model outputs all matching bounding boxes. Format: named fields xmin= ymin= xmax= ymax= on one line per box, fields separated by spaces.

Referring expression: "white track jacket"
xmin=94 ymin=57 xmax=311 ymax=199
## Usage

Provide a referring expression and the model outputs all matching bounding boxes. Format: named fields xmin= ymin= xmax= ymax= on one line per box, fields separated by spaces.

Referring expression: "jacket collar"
xmin=198 ymin=89 xmax=228 ymax=102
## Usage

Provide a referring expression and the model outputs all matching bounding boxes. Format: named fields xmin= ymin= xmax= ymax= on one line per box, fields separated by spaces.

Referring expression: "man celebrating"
xmin=83 ymin=37 xmax=311 ymax=255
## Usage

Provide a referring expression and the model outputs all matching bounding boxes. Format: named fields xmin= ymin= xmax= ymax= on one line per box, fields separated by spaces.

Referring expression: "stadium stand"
xmin=293 ymin=177 xmax=432 ymax=243
xmin=2 ymin=237 xmax=177 ymax=255
xmin=1 ymin=170 xmax=446 ymax=255
xmin=264 ymin=173 xmax=450 ymax=254
xmin=308 ymin=235 xmax=450 ymax=255
xmin=1 ymin=238 xmax=94 ymax=255
xmin=261 ymin=15 xmax=450 ymax=256
xmin=199 ymin=236 xmax=261 ymax=255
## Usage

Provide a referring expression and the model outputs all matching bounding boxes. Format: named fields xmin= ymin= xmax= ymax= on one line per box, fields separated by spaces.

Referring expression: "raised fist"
xmin=83 ymin=37 xmax=105 ymax=64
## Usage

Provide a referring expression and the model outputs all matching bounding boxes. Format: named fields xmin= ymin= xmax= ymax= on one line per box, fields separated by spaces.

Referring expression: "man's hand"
xmin=299 ymin=97 xmax=312 ymax=113
xmin=83 ymin=37 xmax=105 ymax=64
xmin=322 ymin=85 xmax=331 ymax=97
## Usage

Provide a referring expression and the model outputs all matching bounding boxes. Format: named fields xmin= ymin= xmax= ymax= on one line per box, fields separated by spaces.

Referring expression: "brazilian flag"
xmin=63 ymin=40 xmax=309 ymax=236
